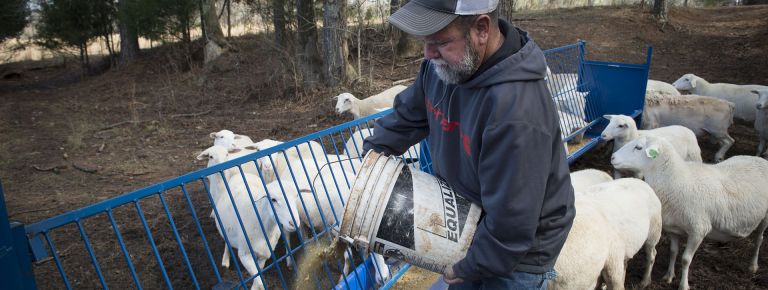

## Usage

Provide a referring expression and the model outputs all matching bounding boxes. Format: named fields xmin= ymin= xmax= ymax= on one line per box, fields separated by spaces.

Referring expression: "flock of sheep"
xmin=195 ymin=127 xmax=399 ymax=289
xmin=193 ymin=72 xmax=768 ymax=290
xmin=559 ymin=74 xmax=768 ymax=290
xmin=192 ymin=85 xmax=416 ymax=290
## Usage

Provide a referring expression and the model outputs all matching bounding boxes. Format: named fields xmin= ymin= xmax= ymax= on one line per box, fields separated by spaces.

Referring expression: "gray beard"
xmin=432 ymin=41 xmax=480 ymax=84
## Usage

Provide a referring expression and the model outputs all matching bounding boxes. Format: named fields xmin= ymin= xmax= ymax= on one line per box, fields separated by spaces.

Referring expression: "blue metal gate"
xmin=0 ymin=42 xmax=651 ymax=290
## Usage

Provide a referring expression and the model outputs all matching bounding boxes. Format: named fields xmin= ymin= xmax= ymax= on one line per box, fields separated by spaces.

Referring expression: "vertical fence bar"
xmin=75 ymin=220 xmax=109 ymax=290
xmin=134 ymin=200 xmax=174 ymax=290
xmin=157 ymin=192 xmax=201 ymax=290
xmin=179 ymin=183 xmax=223 ymax=283
xmin=43 ymin=232 xmax=73 ymax=290
xmin=106 ymin=210 xmax=143 ymax=290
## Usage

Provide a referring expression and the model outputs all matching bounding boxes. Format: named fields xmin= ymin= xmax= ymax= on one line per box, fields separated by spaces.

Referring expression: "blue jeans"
xmin=446 ymin=270 xmax=557 ymax=290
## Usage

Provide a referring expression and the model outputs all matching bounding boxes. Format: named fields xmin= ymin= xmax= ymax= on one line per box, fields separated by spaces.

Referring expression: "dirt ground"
xmin=2 ymin=4 xmax=768 ymax=290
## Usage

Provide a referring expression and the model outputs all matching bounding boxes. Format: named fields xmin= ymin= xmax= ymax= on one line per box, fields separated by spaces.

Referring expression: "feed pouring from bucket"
xmin=338 ymin=151 xmax=482 ymax=274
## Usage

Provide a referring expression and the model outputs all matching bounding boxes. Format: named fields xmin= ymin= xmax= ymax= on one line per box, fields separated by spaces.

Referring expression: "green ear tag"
xmin=646 ymin=148 xmax=659 ymax=159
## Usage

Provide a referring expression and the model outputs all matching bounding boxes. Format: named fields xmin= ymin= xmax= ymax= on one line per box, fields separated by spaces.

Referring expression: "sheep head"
xmin=600 ymin=114 xmax=636 ymax=141
xmin=753 ymin=89 xmax=768 ymax=110
xmin=611 ymin=136 xmax=663 ymax=174
xmin=196 ymin=145 xmax=229 ymax=167
xmin=334 ymin=93 xmax=356 ymax=114
xmin=672 ymin=74 xmax=698 ymax=91
xmin=210 ymin=129 xmax=236 ymax=150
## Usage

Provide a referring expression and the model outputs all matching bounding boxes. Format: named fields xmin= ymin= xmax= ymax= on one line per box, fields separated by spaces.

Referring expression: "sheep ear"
xmin=196 ymin=151 xmax=208 ymax=160
xmin=689 ymin=78 xmax=697 ymax=88
xmin=209 ymin=132 xmax=216 ymax=139
xmin=228 ymin=148 xmax=241 ymax=154
xmin=234 ymin=135 xmax=242 ymax=140
xmin=645 ymin=145 xmax=660 ymax=159
xmin=603 ymin=114 xmax=613 ymax=120
xmin=244 ymin=145 xmax=258 ymax=150
xmin=752 ymin=90 xmax=760 ymax=95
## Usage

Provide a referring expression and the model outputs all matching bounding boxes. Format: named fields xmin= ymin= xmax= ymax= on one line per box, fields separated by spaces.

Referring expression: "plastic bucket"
xmin=338 ymin=151 xmax=482 ymax=274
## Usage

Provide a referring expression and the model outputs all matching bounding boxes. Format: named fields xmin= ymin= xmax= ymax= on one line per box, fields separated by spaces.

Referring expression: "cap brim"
xmin=388 ymin=2 xmax=458 ymax=37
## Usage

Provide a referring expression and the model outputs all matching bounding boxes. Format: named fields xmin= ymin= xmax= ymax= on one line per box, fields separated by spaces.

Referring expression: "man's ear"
xmin=473 ymin=15 xmax=492 ymax=44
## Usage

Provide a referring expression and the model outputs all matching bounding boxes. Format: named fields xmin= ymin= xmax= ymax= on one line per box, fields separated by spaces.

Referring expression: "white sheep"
xmin=554 ymin=92 xmax=588 ymax=122
xmin=334 ymin=85 xmax=408 ymax=119
xmin=611 ymin=136 xmax=768 ymax=290
xmin=578 ymin=178 xmax=663 ymax=289
xmin=602 ymin=114 xmax=702 ymax=162
xmin=214 ymin=174 xmax=300 ymax=289
xmin=196 ymin=146 xmax=298 ymax=270
xmin=210 ymin=129 xmax=254 ymax=150
xmin=197 ymin=146 xmax=300 ymax=289
xmin=546 ymin=68 xmax=589 ymax=121
xmin=647 ymin=79 xmax=680 ymax=96
xmin=280 ymin=156 xmax=359 ymax=231
xmin=276 ymin=155 xmax=391 ymax=284
xmin=343 ymin=128 xmax=421 ymax=163
xmin=545 ymin=66 xmax=579 ymax=96
xmin=672 ymin=73 xmax=767 ymax=122
xmin=642 ymin=91 xmax=735 ymax=162
xmin=752 ymin=89 xmax=768 ymax=156
xmin=250 ymin=139 xmax=326 ymax=183
xmin=569 ymin=169 xmax=612 ymax=193
xmin=559 ymin=110 xmax=588 ymax=143
xmin=550 ymin=198 xmax=626 ymax=290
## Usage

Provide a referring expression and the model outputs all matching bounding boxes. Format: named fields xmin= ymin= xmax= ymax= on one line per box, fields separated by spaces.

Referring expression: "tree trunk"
xmin=201 ymin=0 xmax=229 ymax=65
xmin=226 ymin=0 xmax=231 ymax=38
xmin=297 ymin=0 xmax=322 ymax=88
xmin=389 ymin=0 xmax=419 ymax=57
xmin=79 ymin=43 xmax=86 ymax=71
xmin=653 ymin=0 xmax=668 ymax=22
xmin=273 ymin=0 xmax=287 ymax=47
xmin=182 ymin=16 xmax=191 ymax=44
xmin=118 ymin=0 xmax=140 ymax=65
xmin=498 ymin=0 xmax=515 ymax=21
xmin=103 ymin=34 xmax=115 ymax=67
xmin=322 ymin=0 xmax=354 ymax=86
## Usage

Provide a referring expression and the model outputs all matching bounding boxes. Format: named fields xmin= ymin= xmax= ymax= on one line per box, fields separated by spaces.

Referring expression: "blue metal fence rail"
xmin=0 ymin=41 xmax=651 ymax=290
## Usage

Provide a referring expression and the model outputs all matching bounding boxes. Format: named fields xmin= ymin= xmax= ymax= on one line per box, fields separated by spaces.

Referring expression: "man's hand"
xmin=443 ymin=264 xmax=464 ymax=285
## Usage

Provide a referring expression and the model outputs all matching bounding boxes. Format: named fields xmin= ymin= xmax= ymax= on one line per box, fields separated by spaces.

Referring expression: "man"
xmin=362 ymin=0 xmax=575 ymax=289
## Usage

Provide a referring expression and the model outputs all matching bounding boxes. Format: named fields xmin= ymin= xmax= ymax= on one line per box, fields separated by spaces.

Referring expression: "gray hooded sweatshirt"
xmin=363 ymin=21 xmax=575 ymax=280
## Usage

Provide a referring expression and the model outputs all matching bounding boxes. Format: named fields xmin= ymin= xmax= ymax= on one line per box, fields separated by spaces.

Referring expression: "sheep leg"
xmin=641 ymin=218 xmax=662 ymax=289
xmin=713 ymin=134 xmax=734 ymax=162
xmin=238 ymin=249 xmax=266 ymax=290
xmin=662 ymin=234 xmax=680 ymax=284
xmin=640 ymin=241 xmax=658 ymax=289
xmin=750 ymin=216 xmax=768 ymax=273
xmin=757 ymin=140 xmax=766 ymax=157
xmin=247 ymin=259 xmax=268 ymax=290
xmin=285 ymin=234 xmax=294 ymax=270
xmin=600 ymin=252 xmax=626 ymax=290
xmin=678 ymin=232 xmax=705 ymax=290
xmin=222 ymin=246 xmax=230 ymax=268
xmin=337 ymin=247 xmax=352 ymax=285
xmin=370 ymin=253 xmax=391 ymax=285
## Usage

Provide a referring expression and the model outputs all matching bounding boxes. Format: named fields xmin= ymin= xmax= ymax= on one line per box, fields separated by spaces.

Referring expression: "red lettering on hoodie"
xmin=426 ymin=99 xmax=472 ymax=156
